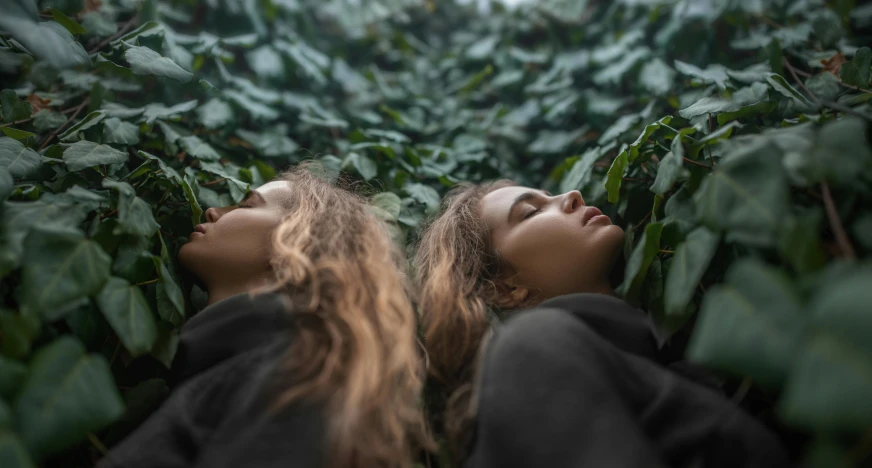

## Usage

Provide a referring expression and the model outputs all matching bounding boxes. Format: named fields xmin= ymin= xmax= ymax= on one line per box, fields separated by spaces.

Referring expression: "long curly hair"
xmin=412 ymin=180 xmax=520 ymax=457
xmin=259 ymin=164 xmax=433 ymax=468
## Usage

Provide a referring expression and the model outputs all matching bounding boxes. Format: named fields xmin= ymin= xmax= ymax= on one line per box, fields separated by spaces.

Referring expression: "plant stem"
xmin=135 ymin=278 xmax=160 ymax=286
xmin=88 ymin=434 xmax=109 ymax=456
xmin=820 ymin=182 xmax=856 ymax=260
xmin=706 ymin=114 xmax=716 ymax=167
xmin=683 ymin=157 xmax=712 ymax=169
xmin=630 ymin=212 xmax=651 ymax=232
xmin=88 ymin=15 xmax=140 ymax=55
xmin=37 ymin=98 xmax=90 ymax=151
xmin=659 ymin=249 xmax=675 ymax=254
xmin=200 ymin=178 xmax=227 ymax=187
xmin=783 ymin=58 xmax=871 ymax=121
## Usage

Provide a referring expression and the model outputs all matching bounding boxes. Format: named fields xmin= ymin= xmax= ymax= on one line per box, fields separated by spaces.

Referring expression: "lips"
xmin=581 ymin=207 xmax=604 ymax=226
xmin=194 ymin=224 xmax=207 ymax=234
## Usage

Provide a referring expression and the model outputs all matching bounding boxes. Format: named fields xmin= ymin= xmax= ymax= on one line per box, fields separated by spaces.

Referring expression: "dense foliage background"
xmin=1 ymin=0 xmax=870 ymax=466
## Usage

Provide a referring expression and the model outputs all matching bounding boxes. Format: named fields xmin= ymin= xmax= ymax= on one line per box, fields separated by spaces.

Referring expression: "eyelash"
xmin=523 ymin=208 xmax=540 ymax=220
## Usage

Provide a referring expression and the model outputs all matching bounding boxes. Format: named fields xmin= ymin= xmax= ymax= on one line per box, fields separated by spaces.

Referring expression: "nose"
xmin=561 ymin=190 xmax=584 ymax=214
xmin=205 ymin=207 xmax=225 ymax=223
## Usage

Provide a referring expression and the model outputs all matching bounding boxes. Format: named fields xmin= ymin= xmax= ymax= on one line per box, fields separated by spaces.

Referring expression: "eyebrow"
xmin=507 ymin=190 xmax=550 ymax=222
xmin=241 ymin=189 xmax=266 ymax=205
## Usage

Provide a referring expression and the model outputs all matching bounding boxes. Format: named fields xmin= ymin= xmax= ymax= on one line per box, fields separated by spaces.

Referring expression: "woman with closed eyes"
xmin=414 ymin=180 xmax=790 ymax=468
xmin=97 ymin=165 xmax=431 ymax=468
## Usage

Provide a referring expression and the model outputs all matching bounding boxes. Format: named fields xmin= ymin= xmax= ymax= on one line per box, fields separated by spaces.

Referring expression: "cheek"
xmin=181 ymin=213 xmax=279 ymax=274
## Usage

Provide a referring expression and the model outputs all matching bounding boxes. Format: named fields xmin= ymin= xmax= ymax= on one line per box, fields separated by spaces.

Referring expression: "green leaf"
xmin=102 ymin=179 xmax=160 ymax=237
xmin=124 ymin=43 xmax=194 ymax=83
xmin=345 ymin=152 xmax=377 ymax=180
xmin=640 ymin=58 xmax=675 ymax=96
xmin=693 ymin=139 xmax=790 ymax=247
xmin=680 ymin=82 xmax=769 ymax=119
xmin=605 ymin=148 xmax=628 ymax=204
xmin=62 ymin=140 xmax=127 ymax=172
xmin=559 ymin=146 xmax=605 ymax=193
xmin=197 ymin=98 xmax=233 ymax=129
xmin=805 ymin=73 xmax=841 ymax=102
xmin=58 ymin=110 xmax=106 ymax=142
xmin=663 ymin=227 xmax=719 ymax=318
xmin=780 ymin=267 xmax=872 ymax=433
xmin=141 ymin=100 xmax=198 ymax=124
xmin=687 ymin=259 xmax=805 ymax=390
xmin=839 ymin=47 xmax=871 ymax=88
xmin=178 ymin=135 xmax=220 ymax=161
xmin=0 ymin=168 xmax=12 ymax=200
xmin=808 ymin=118 xmax=872 ymax=186
xmin=778 ymin=209 xmax=826 ymax=274
xmin=96 ymin=277 xmax=158 ymax=356
xmin=0 ymin=431 xmax=35 ymax=468
xmin=371 ymin=192 xmax=402 ymax=222
xmin=0 ymin=90 xmax=32 ymax=123
xmin=404 ymin=182 xmax=440 ymax=213
xmin=812 ymin=10 xmax=845 ymax=48
xmin=13 ymin=337 xmax=124 ymax=459
xmin=0 ymin=21 xmax=88 ymax=69
xmin=49 ymin=8 xmax=87 ymax=35
xmin=650 ymin=135 xmax=688 ymax=195
xmin=0 ymin=137 xmax=40 ymax=177
xmin=21 ymin=225 xmax=111 ymax=319
xmin=0 ymin=355 xmax=26 ymax=399
xmin=80 ymin=12 xmax=117 ymax=37
xmin=32 ymin=110 xmax=66 ymax=133
xmin=766 ymin=73 xmax=815 ymax=108
xmin=618 ymin=222 xmax=663 ymax=300
xmin=0 ymin=126 xmax=28 ymax=142
xmin=674 ymin=60 xmax=729 ymax=90
xmin=102 ymin=117 xmax=140 ymax=145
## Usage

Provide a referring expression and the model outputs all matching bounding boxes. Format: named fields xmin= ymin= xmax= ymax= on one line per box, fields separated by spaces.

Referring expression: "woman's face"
xmin=481 ymin=186 xmax=625 ymax=301
xmin=179 ymin=180 xmax=292 ymax=289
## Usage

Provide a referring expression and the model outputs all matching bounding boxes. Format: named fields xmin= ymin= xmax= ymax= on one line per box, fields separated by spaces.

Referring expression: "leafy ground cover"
xmin=1 ymin=0 xmax=871 ymax=466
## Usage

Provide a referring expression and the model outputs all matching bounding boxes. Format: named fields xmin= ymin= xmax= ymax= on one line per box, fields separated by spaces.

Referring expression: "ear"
xmin=491 ymin=282 xmax=530 ymax=309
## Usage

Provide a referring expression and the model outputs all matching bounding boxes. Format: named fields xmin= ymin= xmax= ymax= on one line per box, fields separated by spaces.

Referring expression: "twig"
xmin=630 ymin=212 xmax=651 ymax=232
xmin=820 ymin=182 xmax=856 ymax=260
xmin=37 ymin=98 xmax=90 ymax=151
xmin=88 ymin=433 xmax=109 ymax=456
xmin=783 ymin=58 xmax=871 ymax=121
xmin=659 ymin=249 xmax=675 ymax=254
xmin=683 ymin=157 xmax=712 ymax=169
xmin=732 ymin=377 xmax=753 ymax=404
xmin=200 ymin=178 xmax=227 ymax=187
xmin=88 ymin=15 xmax=140 ymax=55
xmin=0 ymin=117 xmax=34 ymax=128
xmin=706 ymin=114 xmax=716 ymax=168
xmin=134 ymin=278 xmax=160 ymax=286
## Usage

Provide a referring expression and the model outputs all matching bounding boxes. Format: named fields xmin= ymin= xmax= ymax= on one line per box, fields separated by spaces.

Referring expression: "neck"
xmin=205 ymin=273 xmax=275 ymax=306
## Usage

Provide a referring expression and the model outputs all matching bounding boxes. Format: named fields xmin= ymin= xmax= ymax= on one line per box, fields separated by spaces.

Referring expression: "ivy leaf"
xmin=0 ymin=20 xmax=88 ymax=69
xmin=344 ymin=152 xmax=377 ymax=181
xmin=0 ymin=137 xmax=40 ymax=178
xmin=0 ymin=355 xmax=26 ymax=400
xmin=780 ymin=268 xmax=872 ymax=432
xmin=687 ymin=259 xmax=805 ymax=391
xmin=839 ymin=47 xmax=871 ymax=89
xmin=0 ymin=168 xmax=12 ymax=200
xmin=404 ymin=182 xmax=440 ymax=213
xmin=32 ymin=110 xmax=67 ymax=133
xmin=62 ymin=140 xmax=127 ymax=172
xmin=693 ymin=139 xmax=790 ymax=247
xmin=0 ymin=429 xmax=35 ymax=468
xmin=102 ymin=117 xmax=140 ymax=145
xmin=141 ymin=100 xmax=198 ymax=124
xmin=102 ymin=180 xmax=160 ymax=237
xmin=178 ymin=135 xmax=220 ymax=161
xmin=0 ymin=90 xmax=32 ymax=123
xmin=196 ymin=98 xmax=233 ymax=129
xmin=21 ymin=225 xmax=111 ymax=319
xmin=371 ymin=192 xmax=402 ymax=222
xmin=59 ymin=111 xmax=106 ymax=142
xmin=605 ymin=148 xmax=628 ymax=204
xmin=80 ymin=12 xmax=117 ymax=37
xmin=650 ymin=135 xmax=688 ymax=195
xmin=49 ymin=9 xmax=87 ymax=35
xmin=767 ymin=73 xmax=815 ymax=109
xmin=13 ymin=337 xmax=124 ymax=459
xmin=664 ymin=227 xmax=719 ymax=318
xmin=618 ymin=221 xmax=663 ymax=301
xmin=680 ymin=82 xmax=769 ymax=119
xmin=96 ymin=277 xmax=158 ymax=356
xmin=805 ymin=72 xmax=840 ymax=102
xmin=639 ymin=58 xmax=675 ymax=96
xmin=674 ymin=60 xmax=729 ymax=90
xmin=124 ymin=43 xmax=194 ymax=83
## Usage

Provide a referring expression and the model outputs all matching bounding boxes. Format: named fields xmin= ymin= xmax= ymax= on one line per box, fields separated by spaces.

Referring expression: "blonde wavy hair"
xmin=259 ymin=164 xmax=433 ymax=468
xmin=413 ymin=180 xmax=518 ymax=458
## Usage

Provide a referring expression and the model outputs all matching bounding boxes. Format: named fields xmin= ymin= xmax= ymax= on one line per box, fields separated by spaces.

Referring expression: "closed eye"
xmin=523 ymin=208 xmax=540 ymax=220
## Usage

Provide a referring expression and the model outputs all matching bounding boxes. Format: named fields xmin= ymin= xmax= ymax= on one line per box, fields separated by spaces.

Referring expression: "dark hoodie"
xmin=466 ymin=293 xmax=791 ymax=468
xmin=96 ymin=292 xmax=324 ymax=468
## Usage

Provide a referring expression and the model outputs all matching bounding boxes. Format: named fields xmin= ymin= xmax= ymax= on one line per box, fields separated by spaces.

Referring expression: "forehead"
xmin=256 ymin=180 xmax=293 ymax=204
xmin=481 ymin=186 xmax=546 ymax=213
